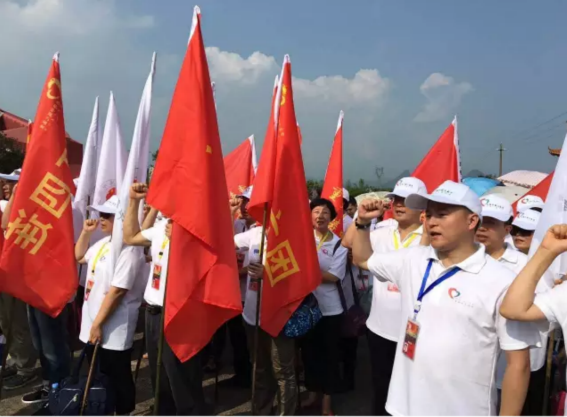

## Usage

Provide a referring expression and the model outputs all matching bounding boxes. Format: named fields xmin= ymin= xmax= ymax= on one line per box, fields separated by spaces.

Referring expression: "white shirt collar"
xmin=426 ymin=244 xmax=487 ymax=274
xmin=498 ymin=243 xmax=519 ymax=265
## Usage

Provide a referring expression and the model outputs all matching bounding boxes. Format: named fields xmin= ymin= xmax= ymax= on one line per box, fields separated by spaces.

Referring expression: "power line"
xmin=506 ymin=110 xmax=567 ymax=141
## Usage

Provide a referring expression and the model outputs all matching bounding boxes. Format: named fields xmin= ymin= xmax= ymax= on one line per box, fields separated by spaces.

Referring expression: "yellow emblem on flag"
xmin=6 ymin=209 xmax=53 ymax=255
xmin=280 ymin=85 xmax=287 ymax=106
xmin=46 ymin=78 xmax=61 ymax=100
xmin=206 ymin=145 xmax=212 ymax=154
xmin=329 ymin=187 xmax=342 ymax=202
xmin=266 ymin=240 xmax=300 ymax=287
xmin=30 ymin=172 xmax=72 ymax=219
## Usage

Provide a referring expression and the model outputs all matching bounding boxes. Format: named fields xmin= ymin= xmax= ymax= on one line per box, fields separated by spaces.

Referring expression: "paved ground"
xmin=0 ymin=334 xmax=372 ymax=416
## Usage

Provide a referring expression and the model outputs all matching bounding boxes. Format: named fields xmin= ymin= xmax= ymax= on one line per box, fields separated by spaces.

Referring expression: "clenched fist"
xmin=229 ymin=197 xmax=240 ymax=215
xmin=130 ymin=183 xmax=148 ymax=200
xmin=83 ymin=219 xmax=98 ymax=233
xmin=541 ymin=225 xmax=567 ymax=256
xmin=357 ymin=199 xmax=385 ymax=223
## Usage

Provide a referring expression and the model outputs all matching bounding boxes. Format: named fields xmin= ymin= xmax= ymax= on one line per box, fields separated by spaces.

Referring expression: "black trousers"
xmin=521 ymin=365 xmax=546 ymax=416
xmin=211 ymin=315 xmax=251 ymax=380
xmin=367 ymin=329 xmax=397 ymax=416
xmin=300 ymin=314 xmax=342 ymax=395
xmin=86 ymin=345 xmax=135 ymax=415
xmin=146 ymin=307 xmax=208 ymax=415
xmin=339 ymin=336 xmax=359 ymax=387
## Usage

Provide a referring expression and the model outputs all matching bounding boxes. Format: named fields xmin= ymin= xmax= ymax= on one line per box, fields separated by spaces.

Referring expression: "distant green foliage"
xmin=307 ymin=178 xmax=391 ymax=200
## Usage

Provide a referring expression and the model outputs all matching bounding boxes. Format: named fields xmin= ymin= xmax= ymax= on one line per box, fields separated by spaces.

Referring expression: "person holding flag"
xmin=123 ymin=183 xmax=211 ymax=415
xmin=353 ymin=180 xmax=539 ymax=416
xmin=74 ymin=196 xmax=146 ymax=416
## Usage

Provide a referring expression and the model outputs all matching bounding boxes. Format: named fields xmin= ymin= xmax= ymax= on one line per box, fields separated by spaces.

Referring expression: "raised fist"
xmin=541 ymin=225 xmax=567 ymax=256
xmin=358 ymin=199 xmax=385 ymax=222
xmin=130 ymin=183 xmax=148 ymax=200
xmin=229 ymin=197 xmax=240 ymax=215
xmin=83 ymin=219 xmax=98 ymax=233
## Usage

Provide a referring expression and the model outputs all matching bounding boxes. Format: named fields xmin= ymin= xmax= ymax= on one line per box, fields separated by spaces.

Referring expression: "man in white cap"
xmin=516 ymin=195 xmax=544 ymax=213
xmin=511 ymin=209 xmax=541 ymax=255
xmin=0 ymin=168 xmax=40 ymax=393
xmin=122 ymin=183 xmax=212 ymax=415
xmin=347 ymin=177 xmax=427 ymax=415
xmin=75 ymin=195 xmax=146 ymax=415
xmin=352 ymin=180 xmax=540 ymax=416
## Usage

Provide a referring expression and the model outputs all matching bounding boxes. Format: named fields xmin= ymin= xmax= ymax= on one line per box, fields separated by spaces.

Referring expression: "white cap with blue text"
xmin=237 ymin=186 xmax=253 ymax=200
xmin=386 ymin=177 xmax=427 ymax=199
xmin=88 ymin=195 xmax=120 ymax=215
xmin=480 ymin=194 xmax=513 ymax=222
xmin=516 ymin=195 xmax=544 ymax=213
xmin=405 ymin=180 xmax=482 ymax=217
xmin=512 ymin=208 xmax=541 ymax=231
xmin=0 ymin=169 xmax=22 ymax=182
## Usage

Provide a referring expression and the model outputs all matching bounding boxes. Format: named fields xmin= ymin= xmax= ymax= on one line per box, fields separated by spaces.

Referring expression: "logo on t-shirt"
xmin=448 ymin=287 xmax=461 ymax=299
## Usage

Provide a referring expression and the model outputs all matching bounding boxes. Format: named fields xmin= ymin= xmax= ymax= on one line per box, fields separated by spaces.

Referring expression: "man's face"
xmin=346 ymin=203 xmax=357 ymax=218
xmin=476 ymin=217 xmax=510 ymax=251
xmin=238 ymin=197 xmax=250 ymax=220
xmin=3 ymin=181 xmax=16 ymax=199
xmin=511 ymin=226 xmax=534 ymax=254
xmin=425 ymin=202 xmax=479 ymax=252
xmin=391 ymin=195 xmax=421 ymax=225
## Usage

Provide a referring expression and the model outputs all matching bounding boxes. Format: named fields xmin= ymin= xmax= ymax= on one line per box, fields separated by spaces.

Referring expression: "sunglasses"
xmin=510 ymin=226 xmax=533 ymax=237
xmin=99 ymin=212 xmax=114 ymax=220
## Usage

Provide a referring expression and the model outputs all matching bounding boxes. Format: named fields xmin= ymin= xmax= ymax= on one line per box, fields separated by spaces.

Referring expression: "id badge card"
xmin=85 ymin=279 xmax=94 ymax=301
xmin=248 ymin=279 xmax=258 ymax=292
xmin=152 ymin=264 xmax=162 ymax=290
xmin=402 ymin=318 xmax=420 ymax=360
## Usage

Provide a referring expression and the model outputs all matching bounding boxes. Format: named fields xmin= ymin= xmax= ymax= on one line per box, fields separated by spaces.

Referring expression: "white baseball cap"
xmin=406 ymin=180 xmax=482 ymax=217
xmin=480 ymin=194 xmax=513 ymax=222
xmin=512 ymin=209 xmax=541 ymax=232
xmin=237 ymin=186 xmax=253 ymax=200
xmin=0 ymin=169 xmax=21 ymax=182
xmin=88 ymin=195 xmax=119 ymax=215
xmin=386 ymin=177 xmax=427 ymax=200
xmin=343 ymin=188 xmax=350 ymax=202
xmin=517 ymin=195 xmax=544 ymax=213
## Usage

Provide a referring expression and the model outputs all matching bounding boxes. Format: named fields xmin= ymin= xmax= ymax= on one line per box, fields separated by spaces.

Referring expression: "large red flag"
xmin=412 ymin=116 xmax=461 ymax=192
xmin=321 ymin=111 xmax=345 ymax=236
xmin=248 ymin=55 xmax=321 ymax=336
xmin=0 ymin=54 xmax=77 ymax=317
xmin=512 ymin=171 xmax=554 ymax=213
xmin=224 ymin=135 xmax=256 ymax=198
xmin=146 ymin=7 xmax=242 ymax=362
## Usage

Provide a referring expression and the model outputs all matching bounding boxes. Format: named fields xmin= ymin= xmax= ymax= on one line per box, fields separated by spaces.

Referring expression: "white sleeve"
xmin=140 ymin=227 xmax=158 ymax=243
xmin=328 ymin=244 xmax=348 ymax=281
xmin=110 ymin=247 xmax=142 ymax=291
xmin=84 ymin=242 xmax=99 ymax=263
xmin=497 ymin=291 xmax=542 ymax=351
xmin=534 ymin=283 xmax=567 ymax=327
xmin=366 ymin=248 xmax=407 ymax=288
xmin=234 ymin=229 xmax=254 ymax=249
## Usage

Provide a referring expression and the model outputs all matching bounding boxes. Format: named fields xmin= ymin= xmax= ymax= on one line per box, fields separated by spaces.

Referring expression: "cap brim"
xmin=518 ymin=203 xmax=544 ymax=213
xmin=481 ymin=211 xmax=511 ymax=222
xmin=512 ymin=219 xmax=536 ymax=231
xmin=87 ymin=204 xmax=117 ymax=215
xmin=0 ymin=174 xmax=20 ymax=181
xmin=405 ymin=193 xmax=471 ymax=212
xmin=386 ymin=190 xmax=412 ymax=200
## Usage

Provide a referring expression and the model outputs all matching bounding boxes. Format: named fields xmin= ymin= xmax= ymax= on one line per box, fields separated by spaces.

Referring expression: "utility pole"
xmin=497 ymin=143 xmax=506 ymax=177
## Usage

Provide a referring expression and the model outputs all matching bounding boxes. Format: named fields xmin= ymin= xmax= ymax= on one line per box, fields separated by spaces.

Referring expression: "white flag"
xmin=92 ymin=92 xmax=127 ymax=208
xmin=110 ymin=53 xmax=156 ymax=269
xmin=74 ymin=96 xmax=101 ymax=219
xmin=529 ymin=131 xmax=567 ymax=282
xmin=249 ymin=134 xmax=258 ymax=174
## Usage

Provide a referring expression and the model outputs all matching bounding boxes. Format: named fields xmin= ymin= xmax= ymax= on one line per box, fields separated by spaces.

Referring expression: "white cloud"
xmin=414 ymin=72 xmax=473 ymax=122
xmin=206 ymin=47 xmax=278 ymax=85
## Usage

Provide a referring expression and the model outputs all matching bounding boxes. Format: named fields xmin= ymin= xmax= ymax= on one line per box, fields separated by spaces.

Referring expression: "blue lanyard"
xmin=413 ymin=260 xmax=460 ymax=318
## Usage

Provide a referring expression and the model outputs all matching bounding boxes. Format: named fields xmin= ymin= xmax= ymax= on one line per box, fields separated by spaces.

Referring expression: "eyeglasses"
xmin=510 ymin=226 xmax=533 ymax=237
xmin=99 ymin=212 xmax=114 ymax=220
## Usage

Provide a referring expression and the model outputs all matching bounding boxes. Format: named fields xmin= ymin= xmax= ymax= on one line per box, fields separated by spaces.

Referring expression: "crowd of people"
xmin=1 ymin=166 xmax=567 ymax=416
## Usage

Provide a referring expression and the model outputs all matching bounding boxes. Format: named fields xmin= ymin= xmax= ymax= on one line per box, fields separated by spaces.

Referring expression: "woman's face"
xmin=99 ymin=213 xmax=115 ymax=234
xmin=346 ymin=203 xmax=357 ymax=218
xmin=311 ymin=205 xmax=332 ymax=231
xmin=3 ymin=181 xmax=15 ymax=200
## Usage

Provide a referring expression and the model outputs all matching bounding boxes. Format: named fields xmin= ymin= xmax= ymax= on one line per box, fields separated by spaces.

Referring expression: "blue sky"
xmin=1 ymin=0 xmax=566 ymax=183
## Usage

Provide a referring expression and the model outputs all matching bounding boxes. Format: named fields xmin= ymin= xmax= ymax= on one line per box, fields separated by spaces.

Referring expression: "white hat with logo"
xmin=386 ymin=177 xmax=427 ymax=200
xmin=405 ymin=180 xmax=482 ymax=217
xmin=517 ymin=195 xmax=544 ymax=213
xmin=342 ymin=188 xmax=350 ymax=202
xmin=88 ymin=195 xmax=120 ymax=215
xmin=237 ymin=186 xmax=253 ymax=200
xmin=512 ymin=208 xmax=541 ymax=231
xmin=480 ymin=194 xmax=513 ymax=222
xmin=0 ymin=169 xmax=22 ymax=182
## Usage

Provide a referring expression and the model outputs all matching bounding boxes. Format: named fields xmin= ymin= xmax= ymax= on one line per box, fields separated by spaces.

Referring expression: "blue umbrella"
xmin=462 ymin=177 xmax=503 ymax=197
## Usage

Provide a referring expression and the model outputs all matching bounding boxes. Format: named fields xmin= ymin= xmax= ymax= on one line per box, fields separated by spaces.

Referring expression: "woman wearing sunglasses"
xmin=74 ymin=195 xmax=146 ymax=416
xmin=510 ymin=208 xmax=541 ymax=255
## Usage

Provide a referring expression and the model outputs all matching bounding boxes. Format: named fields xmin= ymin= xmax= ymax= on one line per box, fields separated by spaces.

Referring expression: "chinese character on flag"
xmin=0 ymin=53 xmax=78 ymax=317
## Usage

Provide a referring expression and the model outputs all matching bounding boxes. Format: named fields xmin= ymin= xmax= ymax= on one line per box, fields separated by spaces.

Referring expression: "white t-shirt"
xmin=79 ymin=236 xmax=146 ymax=351
xmin=234 ymin=219 xmax=254 ymax=303
xmin=367 ymin=245 xmax=541 ymax=416
xmin=140 ymin=224 xmax=169 ymax=307
xmin=234 ymin=227 xmax=265 ymax=326
xmin=366 ymin=225 xmax=423 ymax=342
xmin=312 ymin=232 xmax=348 ymax=316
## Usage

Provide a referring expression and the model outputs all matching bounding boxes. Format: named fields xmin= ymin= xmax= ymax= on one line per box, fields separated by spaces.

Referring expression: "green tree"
xmin=0 ymin=133 xmax=25 ymax=174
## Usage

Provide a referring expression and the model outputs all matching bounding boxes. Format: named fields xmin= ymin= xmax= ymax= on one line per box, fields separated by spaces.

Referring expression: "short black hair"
xmin=310 ymin=198 xmax=337 ymax=220
xmin=343 ymin=198 xmax=350 ymax=212
xmin=349 ymin=196 xmax=357 ymax=206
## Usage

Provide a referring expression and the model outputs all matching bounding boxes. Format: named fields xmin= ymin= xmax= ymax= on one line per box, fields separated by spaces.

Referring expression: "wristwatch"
xmin=355 ymin=220 xmax=371 ymax=230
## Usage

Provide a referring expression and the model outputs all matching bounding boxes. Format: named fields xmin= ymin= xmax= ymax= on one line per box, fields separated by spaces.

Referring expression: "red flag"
xmin=297 ymin=123 xmax=303 ymax=145
xmin=0 ymin=53 xmax=77 ymax=317
xmin=512 ymin=171 xmax=554 ymax=213
xmin=26 ymin=121 xmax=33 ymax=145
xmin=412 ymin=116 xmax=461 ymax=192
xmin=224 ymin=135 xmax=256 ymax=198
xmin=248 ymin=55 xmax=321 ymax=336
xmin=146 ymin=7 xmax=242 ymax=362
xmin=321 ymin=111 xmax=345 ymax=236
